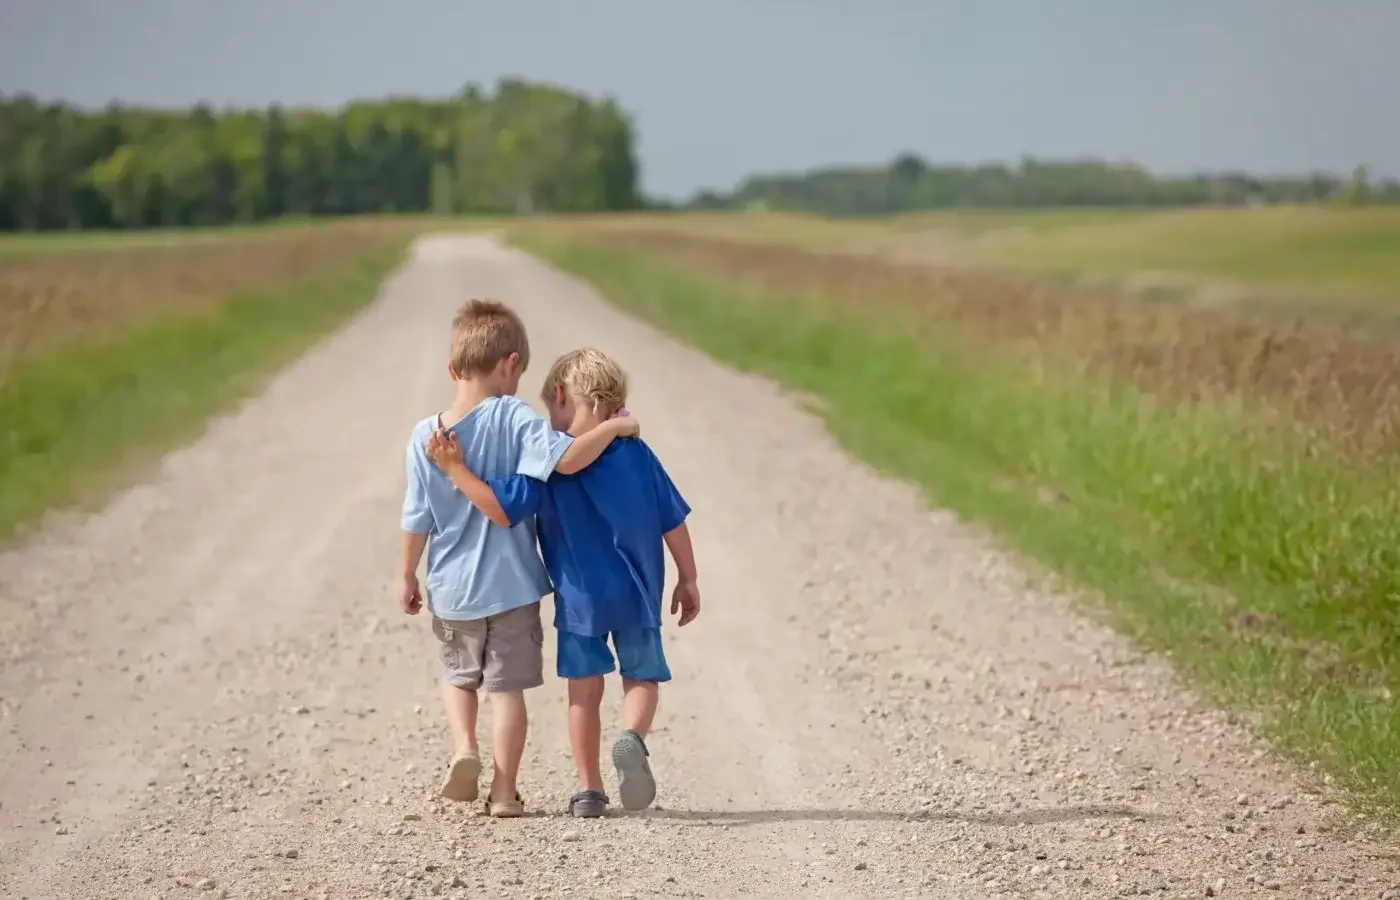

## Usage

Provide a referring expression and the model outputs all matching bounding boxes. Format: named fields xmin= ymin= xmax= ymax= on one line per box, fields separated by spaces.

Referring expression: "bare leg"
xmin=568 ymin=676 xmax=607 ymax=793
xmin=621 ymin=679 xmax=659 ymax=738
xmin=439 ymin=683 xmax=482 ymax=802
xmin=487 ymin=690 xmax=528 ymax=802
xmin=612 ymin=679 xmax=661 ymax=810
xmin=440 ymin=682 xmax=479 ymax=756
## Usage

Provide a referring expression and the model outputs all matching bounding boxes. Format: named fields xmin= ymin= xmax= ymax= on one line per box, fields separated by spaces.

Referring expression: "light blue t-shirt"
xmin=401 ymin=396 xmax=574 ymax=621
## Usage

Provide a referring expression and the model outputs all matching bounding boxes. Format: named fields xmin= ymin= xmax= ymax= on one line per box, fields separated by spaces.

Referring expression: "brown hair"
xmin=541 ymin=348 xmax=628 ymax=417
xmin=449 ymin=299 xmax=530 ymax=377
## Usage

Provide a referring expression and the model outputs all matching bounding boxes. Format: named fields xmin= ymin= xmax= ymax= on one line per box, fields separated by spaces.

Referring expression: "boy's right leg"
xmin=557 ymin=631 xmax=618 ymax=818
xmin=480 ymin=603 xmax=545 ymax=817
xmin=486 ymin=691 xmax=528 ymax=809
xmin=567 ymin=676 xmax=607 ymax=794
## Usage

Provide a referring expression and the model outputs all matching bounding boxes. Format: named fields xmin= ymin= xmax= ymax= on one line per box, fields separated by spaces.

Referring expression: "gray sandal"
xmin=569 ymin=789 xmax=609 ymax=818
xmin=611 ymin=730 xmax=656 ymax=811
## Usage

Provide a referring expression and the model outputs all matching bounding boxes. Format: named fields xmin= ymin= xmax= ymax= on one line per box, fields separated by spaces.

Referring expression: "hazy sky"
xmin=2 ymin=1 xmax=1397 ymax=198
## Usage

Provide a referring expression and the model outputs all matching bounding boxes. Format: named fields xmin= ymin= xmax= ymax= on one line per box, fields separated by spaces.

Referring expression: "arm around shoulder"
xmin=445 ymin=467 xmax=512 ymax=527
xmin=424 ymin=429 xmax=512 ymax=527
xmin=554 ymin=417 xmax=637 ymax=474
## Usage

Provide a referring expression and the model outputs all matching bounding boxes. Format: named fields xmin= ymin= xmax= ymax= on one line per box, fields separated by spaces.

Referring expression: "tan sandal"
xmin=440 ymin=752 xmax=482 ymax=803
xmin=486 ymin=792 xmax=525 ymax=818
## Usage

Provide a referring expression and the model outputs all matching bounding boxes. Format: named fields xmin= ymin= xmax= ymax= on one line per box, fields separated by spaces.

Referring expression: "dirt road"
xmin=1 ymin=235 xmax=1393 ymax=899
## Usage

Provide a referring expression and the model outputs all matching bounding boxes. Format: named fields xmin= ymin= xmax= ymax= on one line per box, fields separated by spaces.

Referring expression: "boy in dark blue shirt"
xmin=425 ymin=348 xmax=699 ymax=819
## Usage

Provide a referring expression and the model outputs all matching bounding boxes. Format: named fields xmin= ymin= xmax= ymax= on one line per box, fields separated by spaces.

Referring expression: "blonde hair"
xmin=449 ymin=299 xmax=530 ymax=377
xmin=542 ymin=348 xmax=628 ymax=417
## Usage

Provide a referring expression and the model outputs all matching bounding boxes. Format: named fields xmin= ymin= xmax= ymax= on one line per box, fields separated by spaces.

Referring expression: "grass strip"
xmin=0 ymin=241 xmax=409 ymax=541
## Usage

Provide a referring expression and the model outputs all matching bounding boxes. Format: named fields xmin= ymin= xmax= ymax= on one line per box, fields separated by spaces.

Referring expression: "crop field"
xmin=0 ymin=219 xmax=432 ymax=373
xmin=0 ymin=222 xmax=312 ymax=259
xmin=979 ymin=207 xmax=1400 ymax=302
xmin=545 ymin=207 xmax=1400 ymax=318
xmin=523 ymin=222 xmax=1400 ymax=457
xmin=513 ymin=213 xmax=1400 ymax=818
xmin=0 ymin=219 xmax=422 ymax=539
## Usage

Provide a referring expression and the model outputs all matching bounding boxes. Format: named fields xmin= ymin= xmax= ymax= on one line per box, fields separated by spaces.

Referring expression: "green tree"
xmin=261 ymin=105 xmax=290 ymax=217
xmin=0 ymin=80 xmax=644 ymax=230
xmin=1346 ymin=165 xmax=1372 ymax=207
xmin=699 ymin=153 xmax=1375 ymax=214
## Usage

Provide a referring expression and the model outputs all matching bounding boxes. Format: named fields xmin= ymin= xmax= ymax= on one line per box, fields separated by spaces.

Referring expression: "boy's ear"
xmin=446 ymin=361 xmax=458 ymax=381
xmin=504 ymin=352 xmax=522 ymax=376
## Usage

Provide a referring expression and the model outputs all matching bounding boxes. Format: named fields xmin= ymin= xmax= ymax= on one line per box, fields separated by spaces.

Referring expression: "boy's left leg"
xmin=621 ymin=679 xmax=659 ymax=738
xmin=480 ymin=603 xmax=545 ymax=817
xmin=610 ymin=629 xmax=671 ymax=811
xmin=486 ymin=691 xmax=528 ymax=812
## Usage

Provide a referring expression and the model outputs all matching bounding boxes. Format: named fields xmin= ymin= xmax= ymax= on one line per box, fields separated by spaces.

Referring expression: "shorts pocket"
xmin=431 ymin=617 xmax=456 ymax=644
xmin=431 ymin=618 xmax=463 ymax=671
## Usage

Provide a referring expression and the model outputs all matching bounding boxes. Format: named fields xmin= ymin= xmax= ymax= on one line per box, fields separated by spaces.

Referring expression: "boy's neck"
xmin=442 ymin=378 xmax=500 ymax=427
xmin=568 ymin=410 xmax=607 ymax=437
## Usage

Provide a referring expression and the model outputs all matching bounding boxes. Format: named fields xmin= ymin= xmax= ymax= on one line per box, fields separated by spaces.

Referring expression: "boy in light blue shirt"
xmin=426 ymin=348 xmax=699 ymax=819
xmin=399 ymin=301 xmax=637 ymax=818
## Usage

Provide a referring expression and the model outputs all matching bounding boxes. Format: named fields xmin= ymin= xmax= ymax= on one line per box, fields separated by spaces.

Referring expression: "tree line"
xmin=689 ymin=154 xmax=1400 ymax=214
xmin=0 ymin=79 xmax=642 ymax=230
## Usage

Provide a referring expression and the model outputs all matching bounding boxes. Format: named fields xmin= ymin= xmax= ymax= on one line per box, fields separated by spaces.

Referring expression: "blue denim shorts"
xmin=557 ymin=628 xmax=671 ymax=683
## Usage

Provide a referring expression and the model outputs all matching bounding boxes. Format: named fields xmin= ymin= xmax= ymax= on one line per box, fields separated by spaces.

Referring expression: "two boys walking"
xmin=399 ymin=299 xmax=698 ymax=819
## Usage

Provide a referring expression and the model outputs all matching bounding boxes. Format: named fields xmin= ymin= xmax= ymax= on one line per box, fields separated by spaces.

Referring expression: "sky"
xmin=1 ymin=0 xmax=1397 ymax=199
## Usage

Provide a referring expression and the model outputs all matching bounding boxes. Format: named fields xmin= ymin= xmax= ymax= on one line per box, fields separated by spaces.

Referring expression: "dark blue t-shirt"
xmin=490 ymin=438 xmax=690 ymax=637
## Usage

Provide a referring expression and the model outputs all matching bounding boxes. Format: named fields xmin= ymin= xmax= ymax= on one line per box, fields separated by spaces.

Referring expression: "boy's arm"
xmin=426 ymin=429 xmax=542 ymax=528
xmin=649 ymin=445 xmax=699 ymax=625
xmin=509 ymin=398 xmax=640 ymax=479
xmin=442 ymin=465 xmax=511 ymax=527
xmin=663 ymin=523 xmax=701 ymax=626
xmin=554 ymin=417 xmax=638 ymax=474
xmin=400 ymin=436 xmax=433 ymax=615
xmin=425 ymin=427 xmax=509 ymax=526
xmin=663 ymin=522 xmax=698 ymax=584
xmin=399 ymin=532 xmax=427 ymax=614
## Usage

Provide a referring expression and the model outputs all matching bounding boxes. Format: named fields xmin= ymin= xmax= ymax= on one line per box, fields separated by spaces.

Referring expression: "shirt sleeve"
xmin=507 ymin=399 xmax=574 ymax=480
xmin=487 ymin=475 xmax=546 ymax=527
xmin=646 ymin=446 xmax=691 ymax=533
xmin=401 ymin=436 xmax=435 ymax=533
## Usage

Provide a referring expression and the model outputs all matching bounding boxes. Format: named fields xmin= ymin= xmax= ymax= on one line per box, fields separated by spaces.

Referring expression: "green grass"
xmin=0 ymin=241 xmax=408 ymax=540
xmin=518 ymin=234 xmax=1400 ymax=822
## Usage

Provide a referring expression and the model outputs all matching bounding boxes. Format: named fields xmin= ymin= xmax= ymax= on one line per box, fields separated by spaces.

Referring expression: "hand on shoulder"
xmin=609 ymin=408 xmax=640 ymax=438
xmin=425 ymin=429 xmax=463 ymax=470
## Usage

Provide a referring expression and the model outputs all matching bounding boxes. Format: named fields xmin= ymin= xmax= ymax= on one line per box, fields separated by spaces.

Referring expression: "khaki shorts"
xmin=431 ymin=603 xmax=544 ymax=693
